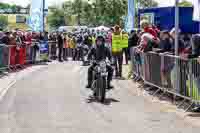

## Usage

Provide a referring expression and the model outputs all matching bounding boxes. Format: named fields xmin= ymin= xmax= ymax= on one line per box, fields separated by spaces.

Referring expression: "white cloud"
xmin=0 ymin=0 xmax=30 ymax=7
xmin=0 ymin=0 xmax=68 ymax=7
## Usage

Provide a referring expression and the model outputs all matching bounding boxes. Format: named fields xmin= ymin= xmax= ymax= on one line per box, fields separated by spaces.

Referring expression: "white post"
xmin=43 ymin=0 xmax=45 ymax=32
xmin=175 ymin=0 xmax=180 ymax=94
xmin=175 ymin=0 xmax=179 ymax=56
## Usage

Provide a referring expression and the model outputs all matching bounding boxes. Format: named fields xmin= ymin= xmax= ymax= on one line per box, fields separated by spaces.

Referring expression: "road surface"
xmin=0 ymin=61 xmax=199 ymax=133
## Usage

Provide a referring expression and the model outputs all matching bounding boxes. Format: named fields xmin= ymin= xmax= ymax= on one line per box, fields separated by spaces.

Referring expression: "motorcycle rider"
xmin=86 ymin=35 xmax=114 ymax=89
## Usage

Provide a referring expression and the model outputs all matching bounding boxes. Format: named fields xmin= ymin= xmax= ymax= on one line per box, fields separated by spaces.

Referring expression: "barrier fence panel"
xmin=130 ymin=47 xmax=142 ymax=79
xmin=48 ymin=41 xmax=57 ymax=60
xmin=0 ymin=41 xmax=59 ymax=73
xmin=0 ymin=44 xmax=5 ymax=69
xmin=188 ymin=59 xmax=200 ymax=104
xmin=130 ymin=47 xmax=200 ymax=105
xmin=144 ymin=53 xmax=189 ymax=97
xmin=39 ymin=41 xmax=49 ymax=61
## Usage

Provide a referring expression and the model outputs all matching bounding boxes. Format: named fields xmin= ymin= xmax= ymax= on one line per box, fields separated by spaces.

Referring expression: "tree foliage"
xmin=178 ymin=0 xmax=193 ymax=7
xmin=0 ymin=15 xmax=8 ymax=29
xmin=0 ymin=2 xmax=22 ymax=12
xmin=138 ymin=0 xmax=158 ymax=8
xmin=47 ymin=7 xmax=66 ymax=29
xmin=48 ymin=0 xmax=158 ymax=28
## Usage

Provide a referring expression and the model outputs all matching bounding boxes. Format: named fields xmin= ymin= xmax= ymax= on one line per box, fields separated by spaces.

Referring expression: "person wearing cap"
xmin=169 ymin=27 xmax=185 ymax=54
xmin=159 ymin=30 xmax=172 ymax=52
xmin=112 ymin=25 xmax=123 ymax=77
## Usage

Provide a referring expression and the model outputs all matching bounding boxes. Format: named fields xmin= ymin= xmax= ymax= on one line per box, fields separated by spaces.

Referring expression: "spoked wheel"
xmin=96 ymin=77 xmax=106 ymax=103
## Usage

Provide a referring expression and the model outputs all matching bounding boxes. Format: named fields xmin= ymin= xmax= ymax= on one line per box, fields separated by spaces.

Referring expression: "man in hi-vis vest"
xmin=112 ymin=25 xmax=123 ymax=78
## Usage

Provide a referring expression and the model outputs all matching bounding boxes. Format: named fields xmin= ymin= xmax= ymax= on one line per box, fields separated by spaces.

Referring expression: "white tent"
xmin=95 ymin=26 xmax=110 ymax=31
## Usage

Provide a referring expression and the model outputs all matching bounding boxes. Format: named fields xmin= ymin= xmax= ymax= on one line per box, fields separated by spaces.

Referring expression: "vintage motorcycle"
xmin=91 ymin=60 xmax=108 ymax=103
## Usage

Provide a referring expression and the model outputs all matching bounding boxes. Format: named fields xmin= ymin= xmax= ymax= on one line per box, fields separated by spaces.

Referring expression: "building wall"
xmin=1 ymin=13 xmax=48 ymax=31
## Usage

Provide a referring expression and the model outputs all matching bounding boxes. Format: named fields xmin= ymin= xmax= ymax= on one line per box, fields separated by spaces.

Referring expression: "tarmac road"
xmin=0 ymin=61 xmax=199 ymax=133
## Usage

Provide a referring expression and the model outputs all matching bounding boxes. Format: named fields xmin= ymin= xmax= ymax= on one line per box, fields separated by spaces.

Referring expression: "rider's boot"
xmin=107 ymin=80 xmax=114 ymax=89
xmin=93 ymin=92 xmax=97 ymax=97
xmin=86 ymin=80 xmax=92 ymax=88
xmin=86 ymin=84 xmax=91 ymax=88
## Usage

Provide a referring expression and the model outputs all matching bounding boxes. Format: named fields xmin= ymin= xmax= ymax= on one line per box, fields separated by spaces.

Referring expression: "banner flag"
xmin=125 ymin=0 xmax=136 ymax=32
xmin=193 ymin=0 xmax=200 ymax=22
xmin=28 ymin=0 xmax=44 ymax=32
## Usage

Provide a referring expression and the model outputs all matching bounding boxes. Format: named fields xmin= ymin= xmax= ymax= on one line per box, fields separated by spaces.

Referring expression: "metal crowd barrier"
xmin=48 ymin=41 xmax=58 ymax=60
xmin=48 ymin=41 xmax=76 ymax=60
xmin=130 ymin=47 xmax=200 ymax=110
xmin=0 ymin=40 xmax=78 ymax=73
xmin=0 ymin=41 xmax=58 ymax=72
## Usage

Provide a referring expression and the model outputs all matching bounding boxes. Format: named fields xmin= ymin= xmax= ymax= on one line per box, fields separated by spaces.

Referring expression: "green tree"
xmin=48 ymin=0 xmax=158 ymax=28
xmin=138 ymin=0 xmax=158 ymax=8
xmin=0 ymin=3 xmax=10 ymax=9
xmin=89 ymin=0 xmax=128 ymax=26
xmin=178 ymin=0 xmax=193 ymax=7
xmin=48 ymin=7 xmax=66 ymax=29
xmin=0 ymin=15 xmax=8 ymax=29
xmin=62 ymin=1 xmax=75 ymax=25
xmin=0 ymin=2 xmax=22 ymax=10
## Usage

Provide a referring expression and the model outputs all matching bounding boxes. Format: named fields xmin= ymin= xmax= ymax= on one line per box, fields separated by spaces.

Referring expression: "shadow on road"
xmin=0 ymin=71 xmax=8 ymax=78
xmin=86 ymin=96 xmax=120 ymax=105
xmin=113 ymin=76 xmax=126 ymax=80
xmin=0 ymin=62 xmax=49 ymax=80
xmin=187 ymin=113 xmax=200 ymax=117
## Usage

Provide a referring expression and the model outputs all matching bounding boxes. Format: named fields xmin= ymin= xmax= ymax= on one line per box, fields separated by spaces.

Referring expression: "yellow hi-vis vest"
xmin=121 ymin=33 xmax=129 ymax=48
xmin=92 ymin=36 xmax=96 ymax=45
xmin=69 ymin=38 xmax=75 ymax=48
xmin=112 ymin=34 xmax=122 ymax=52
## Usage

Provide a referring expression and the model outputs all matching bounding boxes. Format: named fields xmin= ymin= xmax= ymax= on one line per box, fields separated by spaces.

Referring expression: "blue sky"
xmin=0 ymin=0 xmax=194 ymax=7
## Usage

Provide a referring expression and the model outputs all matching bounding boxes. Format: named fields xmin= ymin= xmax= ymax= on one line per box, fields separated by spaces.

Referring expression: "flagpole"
xmin=43 ymin=0 xmax=45 ymax=32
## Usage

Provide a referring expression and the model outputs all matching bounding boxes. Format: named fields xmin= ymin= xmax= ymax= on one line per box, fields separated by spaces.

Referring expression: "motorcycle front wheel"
xmin=96 ymin=77 xmax=106 ymax=103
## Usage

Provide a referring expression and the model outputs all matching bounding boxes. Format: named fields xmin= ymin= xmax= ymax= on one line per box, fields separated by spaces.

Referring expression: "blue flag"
xmin=28 ymin=0 xmax=44 ymax=32
xmin=125 ymin=0 xmax=135 ymax=32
